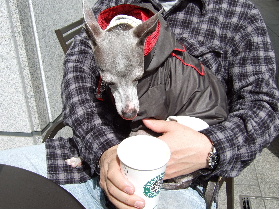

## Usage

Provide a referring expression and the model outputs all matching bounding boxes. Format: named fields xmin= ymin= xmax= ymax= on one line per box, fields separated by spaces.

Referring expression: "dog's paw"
xmin=65 ymin=157 xmax=82 ymax=168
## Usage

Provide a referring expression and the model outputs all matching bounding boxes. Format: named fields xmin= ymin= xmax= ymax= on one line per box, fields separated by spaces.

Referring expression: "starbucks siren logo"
xmin=143 ymin=172 xmax=165 ymax=198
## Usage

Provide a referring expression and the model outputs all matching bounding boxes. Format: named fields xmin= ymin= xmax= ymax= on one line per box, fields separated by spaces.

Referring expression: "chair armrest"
xmin=43 ymin=119 xmax=66 ymax=142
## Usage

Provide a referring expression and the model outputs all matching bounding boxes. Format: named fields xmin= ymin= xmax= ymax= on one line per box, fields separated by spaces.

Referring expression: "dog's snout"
xmin=121 ymin=107 xmax=138 ymax=120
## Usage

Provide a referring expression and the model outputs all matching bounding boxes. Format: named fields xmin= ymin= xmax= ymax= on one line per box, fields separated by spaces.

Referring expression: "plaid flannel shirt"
xmin=46 ymin=0 xmax=279 ymax=184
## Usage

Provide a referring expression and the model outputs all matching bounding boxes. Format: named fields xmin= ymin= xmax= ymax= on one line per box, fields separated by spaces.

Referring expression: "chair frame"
xmin=220 ymin=177 xmax=234 ymax=209
xmin=55 ymin=18 xmax=84 ymax=54
xmin=43 ymin=19 xmax=84 ymax=142
xmin=47 ymin=18 xmax=235 ymax=209
xmin=43 ymin=116 xmax=65 ymax=142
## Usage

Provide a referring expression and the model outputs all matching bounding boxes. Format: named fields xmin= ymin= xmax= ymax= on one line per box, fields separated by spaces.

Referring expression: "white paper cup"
xmin=117 ymin=135 xmax=171 ymax=209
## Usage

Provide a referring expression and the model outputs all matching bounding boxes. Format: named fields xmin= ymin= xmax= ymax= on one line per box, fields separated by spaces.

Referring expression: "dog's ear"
xmin=83 ymin=0 xmax=103 ymax=46
xmin=133 ymin=10 xmax=162 ymax=46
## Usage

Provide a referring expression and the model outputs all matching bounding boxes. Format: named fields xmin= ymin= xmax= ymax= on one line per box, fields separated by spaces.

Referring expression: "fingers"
xmin=106 ymin=157 xmax=135 ymax=195
xmin=143 ymin=118 xmax=181 ymax=133
xmin=102 ymin=166 xmax=145 ymax=209
xmin=99 ymin=146 xmax=145 ymax=209
xmin=105 ymin=180 xmax=145 ymax=209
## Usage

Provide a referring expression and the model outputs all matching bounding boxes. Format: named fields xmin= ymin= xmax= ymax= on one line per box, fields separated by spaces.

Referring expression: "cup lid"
xmin=117 ymin=135 xmax=171 ymax=170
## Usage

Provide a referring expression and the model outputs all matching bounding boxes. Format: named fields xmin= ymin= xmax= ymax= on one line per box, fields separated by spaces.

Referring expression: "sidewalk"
xmin=218 ymin=0 xmax=279 ymax=208
xmin=218 ymin=139 xmax=279 ymax=209
xmin=251 ymin=0 xmax=279 ymax=85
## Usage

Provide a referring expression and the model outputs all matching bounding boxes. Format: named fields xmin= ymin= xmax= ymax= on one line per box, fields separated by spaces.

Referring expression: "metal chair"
xmin=47 ymin=18 xmax=235 ymax=209
xmin=55 ymin=18 xmax=84 ymax=54
xmin=43 ymin=114 xmax=65 ymax=142
xmin=43 ymin=18 xmax=85 ymax=142
xmin=43 ymin=19 xmax=85 ymax=143
xmin=220 ymin=177 xmax=234 ymax=209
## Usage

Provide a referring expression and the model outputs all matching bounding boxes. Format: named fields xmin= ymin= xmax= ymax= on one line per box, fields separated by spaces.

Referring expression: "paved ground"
xmin=218 ymin=0 xmax=279 ymax=208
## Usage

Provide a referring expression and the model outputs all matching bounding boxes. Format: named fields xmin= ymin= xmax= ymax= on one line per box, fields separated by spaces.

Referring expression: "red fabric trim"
xmin=97 ymin=4 xmax=160 ymax=56
xmin=174 ymin=45 xmax=187 ymax=52
xmin=171 ymin=52 xmax=206 ymax=76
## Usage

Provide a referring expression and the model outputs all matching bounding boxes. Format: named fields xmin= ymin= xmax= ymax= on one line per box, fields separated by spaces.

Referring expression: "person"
xmin=0 ymin=0 xmax=278 ymax=209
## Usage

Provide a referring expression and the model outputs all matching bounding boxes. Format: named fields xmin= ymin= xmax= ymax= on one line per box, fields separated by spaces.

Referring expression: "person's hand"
xmin=143 ymin=118 xmax=212 ymax=180
xmin=99 ymin=145 xmax=146 ymax=209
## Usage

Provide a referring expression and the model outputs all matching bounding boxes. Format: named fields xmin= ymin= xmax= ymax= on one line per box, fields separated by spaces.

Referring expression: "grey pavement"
xmin=218 ymin=0 xmax=279 ymax=208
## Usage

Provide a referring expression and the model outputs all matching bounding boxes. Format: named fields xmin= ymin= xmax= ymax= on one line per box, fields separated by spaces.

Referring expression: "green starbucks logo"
xmin=143 ymin=172 xmax=165 ymax=198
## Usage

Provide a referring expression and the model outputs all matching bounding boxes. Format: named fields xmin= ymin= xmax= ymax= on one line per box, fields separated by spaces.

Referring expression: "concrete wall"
xmin=0 ymin=0 xmax=96 ymax=150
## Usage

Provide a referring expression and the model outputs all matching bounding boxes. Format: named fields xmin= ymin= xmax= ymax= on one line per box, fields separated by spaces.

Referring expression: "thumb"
xmin=142 ymin=118 xmax=179 ymax=134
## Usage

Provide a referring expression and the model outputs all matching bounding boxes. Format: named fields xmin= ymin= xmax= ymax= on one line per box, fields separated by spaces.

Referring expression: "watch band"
xmin=207 ymin=146 xmax=219 ymax=170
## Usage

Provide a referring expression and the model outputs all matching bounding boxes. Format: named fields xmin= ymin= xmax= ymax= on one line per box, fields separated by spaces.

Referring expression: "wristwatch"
xmin=207 ymin=146 xmax=219 ymax=170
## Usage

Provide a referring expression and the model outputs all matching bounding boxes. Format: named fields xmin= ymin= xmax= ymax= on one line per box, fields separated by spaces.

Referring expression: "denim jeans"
xmin=0 ymin=144 xmax=216 ymax=209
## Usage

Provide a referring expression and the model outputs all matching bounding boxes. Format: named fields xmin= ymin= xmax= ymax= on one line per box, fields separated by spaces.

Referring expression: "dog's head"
xmin=83 ymin=0 xmax=160 ymax=120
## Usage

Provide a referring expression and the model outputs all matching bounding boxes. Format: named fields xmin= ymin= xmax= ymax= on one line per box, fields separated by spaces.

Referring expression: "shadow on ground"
xmin=268 ymin=135 xmax=279 ymax=158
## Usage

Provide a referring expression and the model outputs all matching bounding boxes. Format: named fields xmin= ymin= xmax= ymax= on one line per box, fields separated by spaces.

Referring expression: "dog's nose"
xmin=121 ymin=109 xmax=138 ymax=120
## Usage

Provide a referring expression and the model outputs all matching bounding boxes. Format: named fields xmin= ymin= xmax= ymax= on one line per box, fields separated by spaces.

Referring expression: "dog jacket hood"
xmin=96 ymin=3 xmax=185 ymax=74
